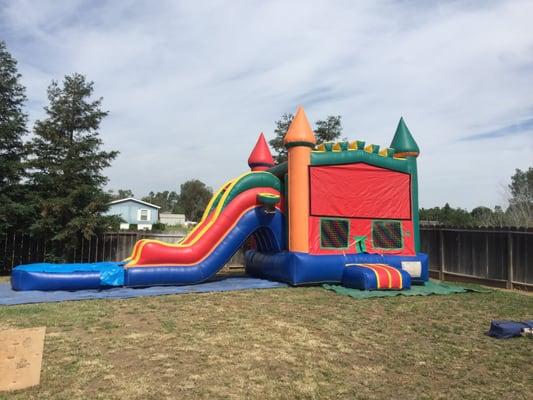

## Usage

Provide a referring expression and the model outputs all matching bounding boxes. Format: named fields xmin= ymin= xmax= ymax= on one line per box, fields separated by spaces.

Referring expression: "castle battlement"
xmin=313 ymin=141 xmax=397 ymax=158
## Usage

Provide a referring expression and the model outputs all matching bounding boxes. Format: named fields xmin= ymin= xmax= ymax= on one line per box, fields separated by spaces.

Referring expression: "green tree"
xmin=0 ymin=41 xmax=29 ymax=231
xmin=268 ymin=113 xmax=294 ymax=164
xmin=142 ymin=190 xmax=181 ymax=213
xmin=493 ymin=205 xmax=506 ymax=227
xmin=419 ymin=203 xmax=473 ymax=226
xmin=508 ymin=167 xmax=533 ymax=203
xmin=470 ymin=206 xmax=494 ymax=226
xmin=269 ymin=113 xmax=344 ymax=163
xmin=506 ymin=167 xmax=532 ymax=227
xmin=314 ymin=115 xmax=343 ymax=143
xmin=178 ymin=180 xmax=212 ymax=221
xmin=107 ymin=189 xmax=135 ymax=200
xmin=117 ymin=189 xmax=134 ymax=199
xmin=27 ymin=73 xmax=119 ymax=261
xmin=109 ymin=189 xmax=134 ymax=200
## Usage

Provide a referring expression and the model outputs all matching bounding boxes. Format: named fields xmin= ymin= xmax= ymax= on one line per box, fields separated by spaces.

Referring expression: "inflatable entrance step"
xmin=342 ymin=263 xmax=411 ymax=291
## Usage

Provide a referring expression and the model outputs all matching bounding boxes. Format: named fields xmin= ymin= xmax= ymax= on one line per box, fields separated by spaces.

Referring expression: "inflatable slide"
xmin=11 ymin=170 xmax=285 ymax=290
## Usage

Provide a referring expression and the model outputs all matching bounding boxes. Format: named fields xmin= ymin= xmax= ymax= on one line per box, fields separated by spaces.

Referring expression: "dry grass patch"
xmin=0 ymin=284 xmax=531 ymax=399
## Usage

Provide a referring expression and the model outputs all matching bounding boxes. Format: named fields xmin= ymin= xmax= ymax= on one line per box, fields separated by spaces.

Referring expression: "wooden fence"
xmin=0 ymin=230 xmax=246 ymax=275
xmin=420 ymin=226 xmax=532 ymax=291
xmin=2 ymin=227 xmax=532 ymax=291
xmin=0 ymin=231 xmax=180 ymax=275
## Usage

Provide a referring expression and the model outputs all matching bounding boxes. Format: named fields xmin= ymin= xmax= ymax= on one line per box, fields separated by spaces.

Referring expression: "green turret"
xmin=390 ymin=117 xmax=419 ymax=158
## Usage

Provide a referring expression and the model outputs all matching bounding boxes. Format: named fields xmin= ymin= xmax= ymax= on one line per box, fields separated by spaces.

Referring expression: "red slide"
xmin=126 ymin=187 xmax=280 ymax=267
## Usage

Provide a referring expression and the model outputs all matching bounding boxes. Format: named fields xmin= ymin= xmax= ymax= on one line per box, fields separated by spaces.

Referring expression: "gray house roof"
xmin=108 ymin=197 xmax=161 ymax=209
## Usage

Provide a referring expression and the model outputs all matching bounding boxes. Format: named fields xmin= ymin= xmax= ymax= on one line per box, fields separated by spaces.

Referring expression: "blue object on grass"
xmin=486 ymin=320 xmax=533 ymax=339
xmin=0 ymin=276 xmax=288 ymax=305
xmin=11 ymin=262 xmax=125 ymax=291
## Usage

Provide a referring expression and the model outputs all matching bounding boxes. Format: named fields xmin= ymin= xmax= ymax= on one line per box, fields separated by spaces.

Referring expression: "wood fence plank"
xmin=507 ymin=233 xmax=513 ymax=289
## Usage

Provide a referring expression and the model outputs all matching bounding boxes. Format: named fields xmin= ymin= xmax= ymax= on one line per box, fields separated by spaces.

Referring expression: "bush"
xmin=152 ymin=222 xmax=166 ymax=232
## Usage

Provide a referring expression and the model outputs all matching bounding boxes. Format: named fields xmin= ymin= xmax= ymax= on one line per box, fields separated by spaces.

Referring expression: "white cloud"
xmin=1 ymin=0 xmax=532 ymax=208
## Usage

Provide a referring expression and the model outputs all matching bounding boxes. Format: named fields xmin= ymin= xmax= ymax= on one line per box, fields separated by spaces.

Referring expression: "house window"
xmin=139 ymin=209 xmax=149 ymax=221
xmin=372 ymin=220 xmax=403 ymax=250
xmin=320 ymin=218 xmax=349 ymax=249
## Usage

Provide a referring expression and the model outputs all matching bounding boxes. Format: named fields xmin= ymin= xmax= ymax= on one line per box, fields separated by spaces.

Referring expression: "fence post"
xmin=11 ymin=231 xmax=16 ymax=270
xmin=485 ymin=232 xmax=489 ymax=279
xmin=3 ymin=230 xmax=8 ymax=274
xmin=457 ymin=230 xmax=461 ymax=274
xmin=439 ymin=229 xmax=445 ymax=281
xmin=507 ymin=232 xmax=513 ymax=289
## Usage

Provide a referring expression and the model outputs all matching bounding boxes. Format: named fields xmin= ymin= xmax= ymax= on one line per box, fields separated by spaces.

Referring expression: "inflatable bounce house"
xmin=11 ymin=107 xmax=428 ymax=291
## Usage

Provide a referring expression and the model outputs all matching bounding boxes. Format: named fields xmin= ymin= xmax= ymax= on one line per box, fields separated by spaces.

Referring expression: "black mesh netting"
xmin=321 ymin=219 xmax=349 ymax=248
xmin=372 ymin=220 xmax=402 ymax=249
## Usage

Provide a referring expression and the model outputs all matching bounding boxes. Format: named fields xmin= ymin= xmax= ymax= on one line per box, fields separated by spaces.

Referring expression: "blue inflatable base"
xmin=245 ymin=251 xmax=429 ymax=285
xmin=11 ymin=262 xmax=125 ymax=291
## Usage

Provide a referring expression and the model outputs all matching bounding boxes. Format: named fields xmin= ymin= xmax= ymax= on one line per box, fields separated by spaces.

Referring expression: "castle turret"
xmin=390 ymin=117 xmax=419 ymax=158
xmin=248 ymin=132 xmax=274 ymax=171
xmin=391 ymin=117 xmax=421 ymax=253
xmin=284 ymin=106 xmax=316 ymax=253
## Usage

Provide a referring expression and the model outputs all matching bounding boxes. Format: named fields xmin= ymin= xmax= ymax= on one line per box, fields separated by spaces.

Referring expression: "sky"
xmin=1 ymin=0 xmax=532 ymax=210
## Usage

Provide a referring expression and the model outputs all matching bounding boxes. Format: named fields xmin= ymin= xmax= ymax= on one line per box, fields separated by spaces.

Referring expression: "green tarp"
xmin=323 ymin=280 xmax=490 ymax=299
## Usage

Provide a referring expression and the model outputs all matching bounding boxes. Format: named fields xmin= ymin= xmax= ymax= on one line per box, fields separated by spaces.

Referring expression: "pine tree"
xmin=0 ymin=41 xmax=29 ymax=231
xmin=27 ymin=73 xmax=119 ymax=261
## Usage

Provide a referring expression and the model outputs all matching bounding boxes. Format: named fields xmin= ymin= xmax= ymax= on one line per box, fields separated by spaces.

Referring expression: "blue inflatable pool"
xmin=11 ymin=262 xmax=125 ymax=291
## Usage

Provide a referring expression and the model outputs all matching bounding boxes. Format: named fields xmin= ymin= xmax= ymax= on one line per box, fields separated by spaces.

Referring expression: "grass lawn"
xmin=0 ymin=277 xmax=532 ymax=399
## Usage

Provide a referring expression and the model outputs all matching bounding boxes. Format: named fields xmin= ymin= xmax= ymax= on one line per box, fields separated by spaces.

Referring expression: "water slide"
xmin=124 ymin=171 xmax=285 ymax=286
xmin=11 ymin=171 xmax=285 ymax=291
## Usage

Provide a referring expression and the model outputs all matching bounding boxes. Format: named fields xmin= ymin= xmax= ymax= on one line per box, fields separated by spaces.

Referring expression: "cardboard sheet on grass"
xmin=0 ymin=327 xmax=46 ymax=392
xmin=323 ymin=280 xmax=490 ymax=299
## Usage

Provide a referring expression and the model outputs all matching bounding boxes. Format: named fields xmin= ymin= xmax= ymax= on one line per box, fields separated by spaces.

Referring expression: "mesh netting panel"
xmin=372 ymin=220 xmax=402 ymax=249
xmin=320 ymin=219 xmax=349 ymax=248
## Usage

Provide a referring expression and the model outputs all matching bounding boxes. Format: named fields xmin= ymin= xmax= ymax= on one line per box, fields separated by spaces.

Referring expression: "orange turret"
xmin=284 ymin=106 xmax=316 ymax=253
xmin=248 ymin=132 xmax=274 ymax=171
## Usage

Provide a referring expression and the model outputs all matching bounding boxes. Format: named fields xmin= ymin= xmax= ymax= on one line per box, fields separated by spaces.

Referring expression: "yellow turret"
xmin=284 ymin=106 xmax=316 ymax=253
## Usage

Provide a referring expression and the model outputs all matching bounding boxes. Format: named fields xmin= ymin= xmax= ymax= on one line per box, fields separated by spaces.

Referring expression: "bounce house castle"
xmin=11 ymin=107 xmax=428 ymax=291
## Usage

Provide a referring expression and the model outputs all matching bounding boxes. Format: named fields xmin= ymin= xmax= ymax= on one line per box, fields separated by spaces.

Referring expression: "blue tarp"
xmin=0 ymin=276 xmax=288 ymax=305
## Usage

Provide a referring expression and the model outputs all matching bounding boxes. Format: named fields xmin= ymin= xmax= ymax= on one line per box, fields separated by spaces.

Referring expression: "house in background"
xmin=105 ymin=198 xmax=160 ymax=230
